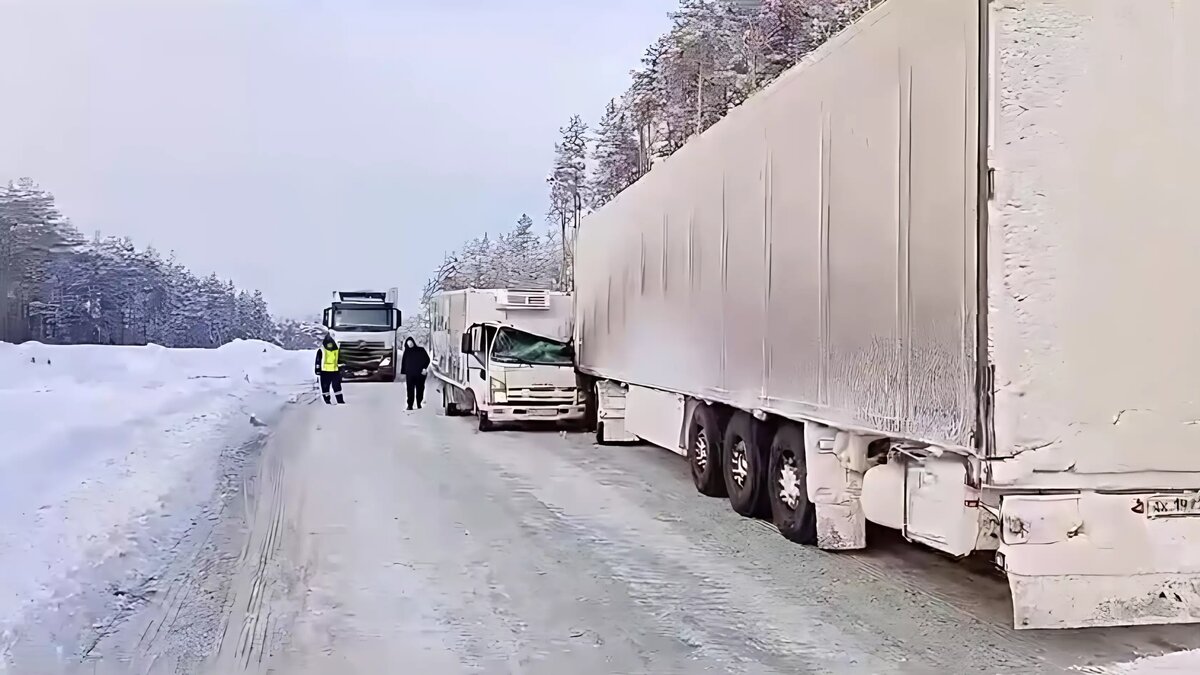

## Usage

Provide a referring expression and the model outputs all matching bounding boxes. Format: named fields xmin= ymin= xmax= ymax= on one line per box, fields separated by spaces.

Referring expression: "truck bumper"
xmin=1000 ymin=491 xmax=1200 ymax=629
xmin=482 ymin=404 xmax=586 ymax=424
xmin=342 ymin=366 xmax=395 ymax=382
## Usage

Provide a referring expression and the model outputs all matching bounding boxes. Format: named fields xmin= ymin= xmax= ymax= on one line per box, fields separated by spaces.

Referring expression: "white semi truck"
xmin=429 ymin=288 xmax=584 ymax=431
xmin=321 ymin=289 xmax=401 ymax=381
xmin=574 ymin=0 xmax=1200 ymax=630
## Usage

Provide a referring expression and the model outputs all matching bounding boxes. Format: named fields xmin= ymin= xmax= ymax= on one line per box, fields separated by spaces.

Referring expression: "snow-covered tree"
xmin=546 ymin=115 xmax=589 ymax=291
xmin=398 ymin=311 xmax=429 ymax=347
xmin=0 ymin=179 xmax=80 ymax=342
xmin=547 ymin=115 xmax=589 ymax=232
xmin=419 ymin=212 xmax=568 ymax=315
xmin=274 ymin=317 xmax=324 ymax=350
xmin=0 ymin=177 xmax=297 ymax=349
xmin=565 ymin=0 xmax=882 ymax=217
xmin=590 ymin=98 xmax=642 ymax=209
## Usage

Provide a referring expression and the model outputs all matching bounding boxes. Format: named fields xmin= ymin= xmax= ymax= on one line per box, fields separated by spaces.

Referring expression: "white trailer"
xmin=429 ymin=288 xmax=584 ymax=431
xmin=321 ymin=288 xmax=401 ymax=381
xmin=574 ymin=0 xmax=1200 ymax=629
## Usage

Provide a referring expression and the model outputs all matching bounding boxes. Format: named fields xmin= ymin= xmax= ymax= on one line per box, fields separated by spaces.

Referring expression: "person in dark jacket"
xmin=314 ymin=335 xmax=346 ymax=405
xmin=400 ymin=337 xmax=431 ymax=410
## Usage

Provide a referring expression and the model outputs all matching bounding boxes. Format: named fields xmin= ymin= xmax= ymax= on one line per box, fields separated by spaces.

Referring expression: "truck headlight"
xmin=380 ymin=357 xmax=392 ymax=367
xmin=492 ymin=392 xmax=508 ymax=404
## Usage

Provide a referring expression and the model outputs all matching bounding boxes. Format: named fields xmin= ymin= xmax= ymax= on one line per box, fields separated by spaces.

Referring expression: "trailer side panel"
xmin=575 ymin=0 xmax=981 ymax=449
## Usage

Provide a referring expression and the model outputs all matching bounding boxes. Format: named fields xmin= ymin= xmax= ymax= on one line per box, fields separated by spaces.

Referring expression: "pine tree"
xmin=590 ymin=98 xmax=642 ymax=209
xmin=0 ymin=177 xmax=293 ymax=348
xmin=547 ymin=115 xmax=590 ymax=230
xmin=0 ymin=179 xmax=81 ymax=342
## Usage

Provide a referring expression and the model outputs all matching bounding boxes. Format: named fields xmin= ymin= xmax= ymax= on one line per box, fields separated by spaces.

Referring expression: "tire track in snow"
xmin=212 ymin=426 xmax=292 ymax=672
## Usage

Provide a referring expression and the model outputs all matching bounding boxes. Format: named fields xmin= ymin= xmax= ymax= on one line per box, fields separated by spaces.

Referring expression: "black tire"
xmin=595 ymin=421 xmax=606 ymax=445
xmin=686 ymin=404 xmax=727 ymax=497
xmin=722 ymin=412 xmax=771 ymax=518
xmin=767 ymin=423 xmax=817 ymax=544
xmin=478 ymin=412 xmax=495 ymax=432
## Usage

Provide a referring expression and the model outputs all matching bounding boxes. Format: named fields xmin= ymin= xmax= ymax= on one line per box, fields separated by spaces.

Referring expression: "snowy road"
xmin=71 ymin=381 xmax=1200 ymax=674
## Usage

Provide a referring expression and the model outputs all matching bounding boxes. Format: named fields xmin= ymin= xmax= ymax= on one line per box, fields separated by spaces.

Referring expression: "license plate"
xmin=532 ymin=408 xmax=558 ymax=417
xmin=1144 ymin=493 xmax=1200 ymax=518
xmin=355 ymin=370 xmax=368 ymax=377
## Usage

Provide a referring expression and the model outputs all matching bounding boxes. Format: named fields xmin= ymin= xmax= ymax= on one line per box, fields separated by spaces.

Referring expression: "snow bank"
xmin=1102 ymin=650 xmax=1200 ymax=674
xmin=0 ymin=340 xmax=312 ymax=655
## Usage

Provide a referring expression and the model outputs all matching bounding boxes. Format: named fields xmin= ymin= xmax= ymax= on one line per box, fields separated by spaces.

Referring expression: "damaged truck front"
xmin=574 ymin=0 xmax=1200 ymax=629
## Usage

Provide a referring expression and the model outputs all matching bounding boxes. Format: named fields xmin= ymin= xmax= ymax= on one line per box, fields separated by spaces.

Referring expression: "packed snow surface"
xmin=0 ymin=340 xmax=311 ymax=656
xmin=1103 ymin=649 xmax=1200 ymax=673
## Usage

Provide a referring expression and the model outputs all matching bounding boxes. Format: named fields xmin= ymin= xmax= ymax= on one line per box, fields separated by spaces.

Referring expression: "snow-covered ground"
xmin=0 ymin=340 xmax=311 ymax=660
xmin=1102 ymin=650 xmax=1200 ymax=674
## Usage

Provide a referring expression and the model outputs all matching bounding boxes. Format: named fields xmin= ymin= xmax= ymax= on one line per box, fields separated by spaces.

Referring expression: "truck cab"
xmin=460 ymin=322 xmax=583 ymax=430
xmin=428 ymin=288 xmax=583 ymax=431
xmin=321 ymin=289 xmax=401 ymax=382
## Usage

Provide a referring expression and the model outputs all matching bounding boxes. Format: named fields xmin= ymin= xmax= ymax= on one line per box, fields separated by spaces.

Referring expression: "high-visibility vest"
xmin=321 ymin=347 xmax=340 ymax=372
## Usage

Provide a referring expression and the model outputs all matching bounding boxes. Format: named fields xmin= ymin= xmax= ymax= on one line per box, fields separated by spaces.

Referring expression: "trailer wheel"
xmin=722 ymin=412 xmax=770 ymax=518
xmin=686 ymin=404 xmax=727 ymax=498
xmin=767 ymin=422 xmax=816 ymax=544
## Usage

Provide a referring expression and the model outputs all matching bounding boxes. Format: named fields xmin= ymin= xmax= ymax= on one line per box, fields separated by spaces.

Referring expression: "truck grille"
xmin=340 ymin=340 xmax=390 ymax=367
xmin=507 ymin=386 xmax=574 ymax=405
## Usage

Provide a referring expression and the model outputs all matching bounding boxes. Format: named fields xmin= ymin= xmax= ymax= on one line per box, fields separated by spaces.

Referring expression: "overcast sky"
xmin=0 ymin=0 xmax=674 ymax=318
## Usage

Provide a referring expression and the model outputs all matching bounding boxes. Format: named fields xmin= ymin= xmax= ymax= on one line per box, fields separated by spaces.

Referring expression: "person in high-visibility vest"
xmin=314 ymin=335 xmax=346 ymax=405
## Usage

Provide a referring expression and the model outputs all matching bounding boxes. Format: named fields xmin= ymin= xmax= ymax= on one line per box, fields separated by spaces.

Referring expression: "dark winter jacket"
xmin=400 ymin=339 xmax=430 ymax=376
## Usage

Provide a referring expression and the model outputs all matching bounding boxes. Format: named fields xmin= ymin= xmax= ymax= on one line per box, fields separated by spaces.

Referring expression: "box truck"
xmin=573 ymin=0 xmax=1200 ymax=629
xmin=429 ymin=288 xmax=583 ymax=430
xmin=321 ymin=289 xmax=401 ymax=381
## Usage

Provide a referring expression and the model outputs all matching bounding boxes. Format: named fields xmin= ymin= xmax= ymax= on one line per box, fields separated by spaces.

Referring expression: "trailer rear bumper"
xmin=1000 ymin=492 xmax=1200 ymax=629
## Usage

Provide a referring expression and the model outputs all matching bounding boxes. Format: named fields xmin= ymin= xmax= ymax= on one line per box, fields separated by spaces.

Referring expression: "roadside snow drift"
xmin=1106 ymin=649 xmax=1200 ymax=674
xmin=0 ymin=340 xmax=311 ymax=655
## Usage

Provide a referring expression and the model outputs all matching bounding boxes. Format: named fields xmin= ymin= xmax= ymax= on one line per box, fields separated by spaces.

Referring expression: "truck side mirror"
xmin=461 ymin=333 xmax=473 ymax=354
xmin=322 ymin=308 xmax=332 ymax=328
xmin=392 ymin=308 xmax=402 ymax=329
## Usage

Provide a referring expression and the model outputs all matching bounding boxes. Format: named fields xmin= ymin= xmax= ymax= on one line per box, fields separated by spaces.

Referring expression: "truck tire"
xmin=767 ymin=422 xmax=816 ymax=544
xmin=722 ymin=412 xmax=770 ymax=518
xmin=686 ymin=404 xmax=727 ymax=498
xmin=478 ymin=412 xmax=495 ymax=432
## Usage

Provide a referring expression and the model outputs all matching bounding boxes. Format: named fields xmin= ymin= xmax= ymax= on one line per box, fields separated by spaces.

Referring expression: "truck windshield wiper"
xmin=495 ymin=355 xmax=537 ymax=366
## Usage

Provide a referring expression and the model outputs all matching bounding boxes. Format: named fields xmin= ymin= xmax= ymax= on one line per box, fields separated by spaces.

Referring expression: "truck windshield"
xmin=492 ymin=328 xmax=573 ymax=366
xmin=331 ymin=308 xmax=393 ymax=330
